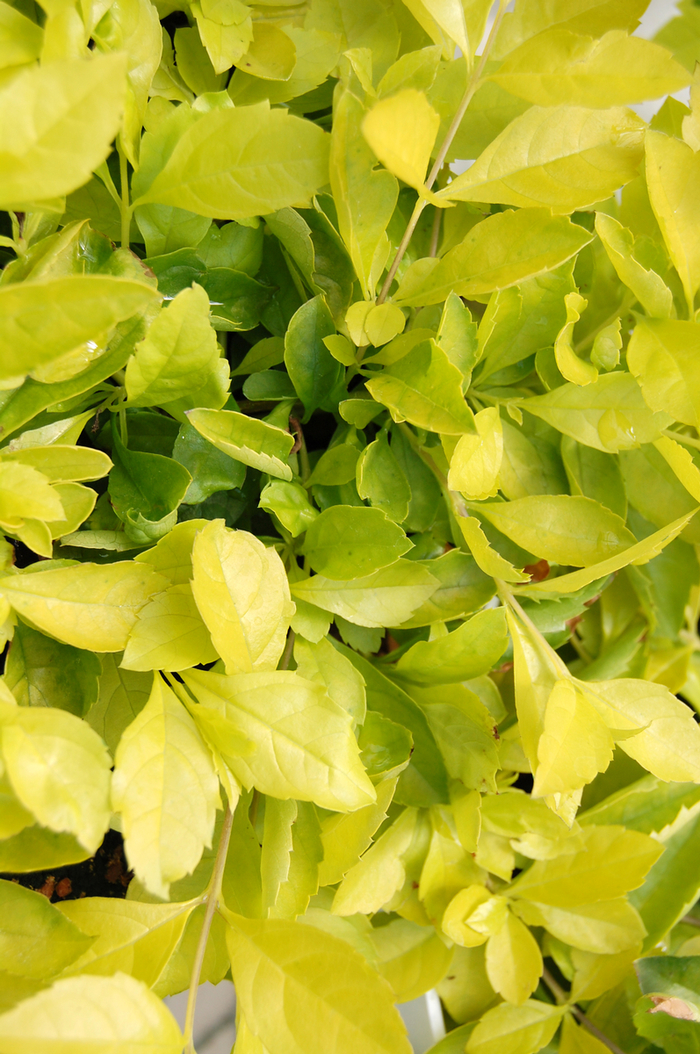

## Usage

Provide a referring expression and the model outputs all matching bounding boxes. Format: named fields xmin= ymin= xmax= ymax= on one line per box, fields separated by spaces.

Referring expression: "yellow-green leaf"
xmin=533 ymin=679 xmax=615 ymax=798
xmin=191 ymin=519 xmax=294 ymax=675
xmin=187 ymin=407 xmax=294 ymax=480
xmin=111 ymin=676 xmax=219 ymax=899
xmin=0 ymin=971 xmax=184 ymax=1054
xmin=466 ymin=1000 xmax=565 ymax=1054
xmin=645 ymin=129 xmax=700 ymax=314
xmin=0 ymin=562 xmax=165 ymax=653
xmin=438 ymin=106 xmax=645 ymax=214
xmin=183 ymin=668 xmax=376 ymax=812
xmin=627 ymin=317 xmax=700 ymax=428
xmin=447 ymin=407 xmax=503 ymax=498
xmin=0 ymin=54 xmax=128 ymax=209
xmin=594 ymin=212 xmax=674 ymax=319
xmin=485 ymin=910 xmax=542 ymax=1006
xmin=121 ymin=583 xmax=218 ymax=672
xmin=226 ymin=913 xmax=412 ymax=1054
xmin=362 ymin=89 xmax=439 ymax=194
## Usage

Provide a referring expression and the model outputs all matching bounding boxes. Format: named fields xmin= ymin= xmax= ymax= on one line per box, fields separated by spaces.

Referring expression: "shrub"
xmin=2 ymin=0 xmax=700 ymax=1052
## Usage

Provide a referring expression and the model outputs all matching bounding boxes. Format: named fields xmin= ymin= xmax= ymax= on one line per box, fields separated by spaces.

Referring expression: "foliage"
xmin=3 ymin=0 xmax=700 ymax=1052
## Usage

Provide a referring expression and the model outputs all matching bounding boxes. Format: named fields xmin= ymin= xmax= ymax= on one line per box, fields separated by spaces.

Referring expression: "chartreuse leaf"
xmin=485 ymin=909 xmax=543 ymax=1006
xmin=318 ymin=776 xmax=398 ymax=887
xmin=368 ymin=915 xmax=454 ymax=1004
xmin=302 ymin=506 xmax=411 ymax=580
xmin=362 ymin=89 xmax=440 ymax=195
xmin=519 ymin=510 xmax=696 ymax=597
xmin=508 ymin=825 xmax=663 ymax=907
xmin=532 ymin=679 xmax=615 ymax=798
xmin=191 ymin=519 xmax=295 ymax=674
xmin=262 ymin=798 xmax=323 ymax=920
xmin=395 ymin=608 xmax=507 ymax=686
xmin=0 ymin=878 xmax=94 ymax=980
xmin=174 ymin=423 xmax=246 ymax=505
xmin=0 ymin=55 xmax=128 ymax=209
xmin=1 ymin=704 xmax=111 ymax=852
xmin=135 ymin=102 xmax=330 ymax=220
xmin=594 ymin=213 xmax=674 ymax=319
xmin=86 ymin=654 xmax=151 ymax=756
xmin=397 ymin=210 xmax=593 ymax=306
xmin=0 ymin=445 xmax=112 ymax=484
xmin=366 ymin=340 xmax=476 ymax=434
xmin=0 ymin=971 xmax=184 ymax=1053
xmin=475 ymin=495 xmax=636 ymax=568
xmin=493 ymin=0 xmax=648 ymax=59
xmin=56 ymin=896 xmax=194 ymax=987
xmin=187 ymin=407 xmax=294 ymax=480
xmin=0 ymin=2 xmax=42 ymax=70
xmin=645 ymin=130 xmax=700 ymax=314
xmin=329 ymin=85 xmax=398 ymax=299
xmin=437 ymin=106 xmax=645 ymax=214
xmin=554 ymin=292 xmax=598 ymax=386
xmin=466 ymin=999 xmax=565 ymax=1054
xmin=522 ymin=371 xmax=670 ymax=453
xmin=111 ymin=676 xmax=219 ymax=899
xmin=121 ymin=583 xmax=218 ymax=672
xmin=512 ymin=897 xmax=645 ymax=956
xmin=294 ymin=636 xmax=366 ymax=727
xmin=125 ymin=284 xmax=227 ymax=409
xmin=627 ymin=317 xmax=700 ymax=427
xmin=331 ymin=806 xmax=419 ymax=917
xmin=0 ymin=276 xmax=158 ymax=383
xmin=182 ymin=667 xmax=375 ymax=812
xmin=457 ymin=516 xmax=531 ymax=583
xmin=5 ymin=619 xmax=100 ymax=717
xmin=291 ymin=560 xmax=439 ymax=629
xmin=226 ymin=913 xmax=412 ymax=1054
xmin=447 ymin=407 xmax=503 ymax=499
xmin=489 ymin=30 xmax=690 ymax=108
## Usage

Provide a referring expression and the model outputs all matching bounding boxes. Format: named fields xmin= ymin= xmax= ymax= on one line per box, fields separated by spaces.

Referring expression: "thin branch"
xmin=183 ymin=805 xmax=235 ymax=1054
xmin=376 ymin=0 xmax=509 ymax=304
xmin=428 ymin=207 xmax=442 ymax=258
xmin=541 ymin=968 xmax=629 ymax=1054
xmin=682 ymin=914 xmax=700 ymax=928
xmin=279 ymin=629 xmax=295 ymax=671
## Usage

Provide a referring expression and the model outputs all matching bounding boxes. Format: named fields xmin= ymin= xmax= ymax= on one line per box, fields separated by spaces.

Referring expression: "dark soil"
xmin=0 ymin=829 xmax=132 ymax=902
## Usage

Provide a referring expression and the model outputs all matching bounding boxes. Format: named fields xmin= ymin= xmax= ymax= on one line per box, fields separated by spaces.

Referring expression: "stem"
xmin=183 ymin=804 xmax=235 ymax=1054
xmin=541 ymin=969 xmax=628 ymax=1054
xmin=376 ymin=0 xmax=509 ymax=304
xmin=279 ymin=629 xmax=295 ymax=671
xmin=682 ymin=914 xmax=700 ymax=928
xmin=119 ymin=148 xmax=130 ymax=250
xmin=428 ymin=207 xmax=442 ymax=258
xmin=662 ymin=428 xmax=700 ymax=451
xmin=496 ymin=581 xmax=570 ymax=677
xmin=290 ymin=417 xmax=311 ymax=483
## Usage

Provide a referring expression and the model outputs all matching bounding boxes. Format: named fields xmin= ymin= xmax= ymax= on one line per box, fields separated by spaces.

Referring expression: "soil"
xmin=0 ymin=829 xmax=132 ymax=902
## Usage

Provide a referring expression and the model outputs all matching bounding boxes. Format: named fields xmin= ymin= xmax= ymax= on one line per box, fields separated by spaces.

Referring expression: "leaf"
xmin=108 ymin=431 xmax=191 ymax=545
xmin=0 ymin=55 xmax=128 ymax=209
xmin=0 ymin=878 xmax=94 ymax=980
xmin=522 ymin=371 xmax=670 ymax=453
xmin=187 ymin=407 xmax=294 ymax=481
xmin=627 ymin=317 xmax=700 ymax=428
xmin=0 ymin=445 xmax=112 ymax=484
xmin=0 ymin=971 xmax=184 ymax=1054
xmin=120 ymin=584 xmax=218 ymax=672
xmin=356 ymin=432 xmax=412 ymax=524
xmin=366 ymin=339 xmax=476 ymax=435
xmin=554 ymin=292 xmax=598 ymax=386
xmin=86 ymin=654 xmax=151 ymax=756
xmin=508 ymin=825 xmax=663 ymax=907
xmin=645 ymin=130 xmax=700 ymax=313
xmin=135 ymin=101 xmax=330 ymax=220
xmin=261 ymin=798 xmax=323 ymax=920
xmin=329 ymin=85 xmax=399 ymax=299
xmin=594 ymin=213 xmax=674 ymax=319
xmin=457 ymin=516 xmax=531 ymax=583
xmin=532 ymin=680 xmax=615 ymax=797
xmin=183 ymin=667 xmax=376 ymax=812
xmin=362 ymin=89 xmax=439 ymax=193
xmin=284 ymin=295 xmax=343 ymax=418
xmin=5 ymin=620 xmax=100 ymax=717
xmin=173 ymin=423 xmax=246 ymax=505
xmin=111 ymin=676 xmax=218 ymax=899
xmin=1 ymin=705 xmax=111 ymax=852
xmin=395 ymin=210 xmax=593 ymax=305
xmin=519 ymin=510 xmax=696 ymax=597
xmin=56 ymin=897 xmax=194 ymax=987
xmin=493 ymin=0 xmax=648 ymax=59
xmin=630 ymin=807 xmax=700 ymax=952
xmin=0 ymin=276 xmax=159 ymax=383
xmin=191 ymin=519 xmax=295 ymax=675
xmin=438 ymin=106 xmax=645 ymax=214
xmin=485 ymin=910 xmax=543 ymax=1006
xmin=369 ymin=916 xmax=454 ymax=1004
xmin=125 ymin=284 xmax=225 ymax=408
xmin=582 ymin=677 xmax=700 ymax=783
xmin=559 ymin=1015 xmax=612 ymax=1054
xmin=302 ymin=506 xmax=411 ymax=580
xmin=476 ymin=495 xmax=635 ymax=568
xmin=466 ymin=1000 xmax=565 ymax=1054
xmin=489 ymin=29 xmax=690 ymax=109
xmin=447 ymin=407 xmax=503 ymax=499
xmin=226 ymin=913 xmax=412 ymax=1054
xmin=294 ymin=636 xmax=366 ymax=727
xmin=290 ymin=560 xmax=439 ymax=629
xmin=395 ymin=608 xmax=507 ymax=685
xmin=512 ymin=897 xmax=646 ymax=955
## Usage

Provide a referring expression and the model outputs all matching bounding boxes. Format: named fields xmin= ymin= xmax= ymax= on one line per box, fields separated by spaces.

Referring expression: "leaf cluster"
xmin=2 ymin=1 xmax=700 ymax=1053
